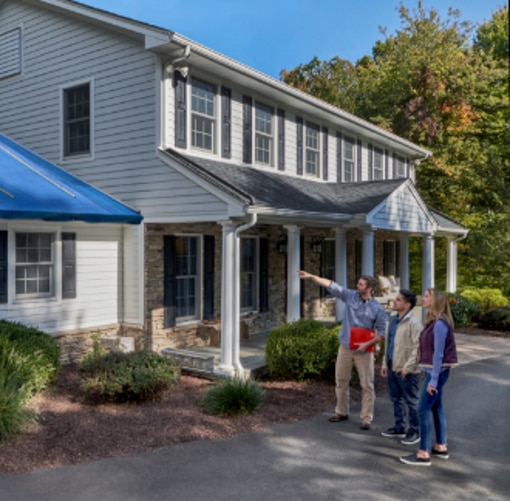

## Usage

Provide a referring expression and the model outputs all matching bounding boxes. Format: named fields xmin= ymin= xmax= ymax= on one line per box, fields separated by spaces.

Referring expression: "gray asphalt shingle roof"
xmin=164 ymin=149 xmax=407 ymax=216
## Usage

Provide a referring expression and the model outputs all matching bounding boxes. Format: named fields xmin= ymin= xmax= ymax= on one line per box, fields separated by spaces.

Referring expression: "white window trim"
xmin=240 ymin=236 xmax=259 ymax=314
xmin=304 ymin=121 xmax=321 ymax=178
xmin=253 ymin=101 xmax=275 ymax=167
xmin=342 ymin=135 xmax=356 ymax=182
xmin=188 ymin=75 xmax=219 ymax=156
xmin=174 ymin=234 xmax=202 ymax=325
xmin=60 ymin=77 xmax=95 ymax=163
xmin=7 ymin=224 xmax=63 ymax=306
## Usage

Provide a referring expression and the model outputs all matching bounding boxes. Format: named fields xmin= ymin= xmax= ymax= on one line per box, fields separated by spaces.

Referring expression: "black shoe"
xmin=432 ymin=448 xmax=449 ymax=459
xmin=401 ymin=431 xmax=420 ymax=445
xmin=328 ymin=414 xmax=349 ymax=423
xmin=381 ymin=427 xmax=406 ymax=438
xmin=399 ymin=454 xmax=431 ymax=466
xmin=360 ymin=422 xmax=371 ymax=430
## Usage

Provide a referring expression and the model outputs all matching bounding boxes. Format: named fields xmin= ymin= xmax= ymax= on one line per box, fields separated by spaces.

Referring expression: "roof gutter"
xmin=232 ymin=212 xmax=258 ymax=377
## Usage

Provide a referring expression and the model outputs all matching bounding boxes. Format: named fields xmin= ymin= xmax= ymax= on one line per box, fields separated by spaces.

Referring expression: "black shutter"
xmin=163 ymin=235 xmax=177 ymax=328
xmin=221 ymin=87 xmax=231 ymax=158
xmin=277 ymin=108 xmax=285 ymax=171
xmin=0 ymin=231 xmax=7 ymax=304
xmin=405 ymin=158 xmax=410 ymax=178
xmin=243 ymin=95 xmax=252 ymax=164
xmin=259 ymin=237 xmax=269 ymax=312
xmin=62 ymin=232 xmax=76 ymax=299
xmin=385 ymin=149 xmax=390 ymax=178
xmin=203 ymin=235 xmax=215 ymax=320
xmin=296 ymin=116 xmax=303 ymax=175
xmin=174 ymin=71 xmax=187 ymax=149
xmin=368 ymin=143 xmax=373 ymax=181
xmin=393 ymin=152 xmax=398 ymax=178
xmin=357 ymin=139 xmax=362 ymax=181
xmin=336 ymin=131 xmax=342 ymax=182
xmin=322 ymin=126 xmax=328 ymax=181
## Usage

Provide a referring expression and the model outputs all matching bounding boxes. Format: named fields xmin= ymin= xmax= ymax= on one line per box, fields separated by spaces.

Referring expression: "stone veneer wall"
xmin=55 ymin=323 xmax=145 ymax=365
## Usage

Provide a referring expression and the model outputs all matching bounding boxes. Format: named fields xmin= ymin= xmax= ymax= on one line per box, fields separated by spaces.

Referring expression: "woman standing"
xmin=400 ymin=288 xmax=458 ymax=466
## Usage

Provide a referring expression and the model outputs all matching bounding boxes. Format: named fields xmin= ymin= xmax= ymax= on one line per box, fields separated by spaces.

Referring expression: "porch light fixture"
xmin=311 ymin=236 xmax=323 ymax=254
xmin=276 ymin=233 xmax=287 ymax=254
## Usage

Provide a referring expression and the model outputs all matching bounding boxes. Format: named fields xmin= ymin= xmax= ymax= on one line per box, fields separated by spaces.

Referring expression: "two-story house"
xmin=0 ymin=0 xmax=467 ymax=373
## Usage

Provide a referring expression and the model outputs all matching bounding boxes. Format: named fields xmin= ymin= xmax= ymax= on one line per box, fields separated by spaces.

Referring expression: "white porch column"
xmin=285 ymin=224 xmax=301 ymax=322
xmin=446 ymin=237 xmax=458 ymax=293
xmin=399 ymin=233 xmax=410 ymax=289
xmin=335 ymin=227 xmax=347 ymax=322
xmin=218 ymin=220 xmax=236 ymax=374
xmin=362 ymin=228 xmax=375 ymax=277
xmin=422 ymin=234 xmax=435 ymax=292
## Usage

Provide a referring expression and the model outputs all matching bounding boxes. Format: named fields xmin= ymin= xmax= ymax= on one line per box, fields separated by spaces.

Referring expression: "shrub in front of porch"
xmin=79 ymin=349 xmax=180 ymax=404
xmin=202 ymin=377 xmax=265 ymax=416
xmin=265 ymin=319 xmax=339 ymax=381
xmin=460 ymin=287 xmax=509 ymax=316
xmin=478 ymin=306 xmax=510 ymax=331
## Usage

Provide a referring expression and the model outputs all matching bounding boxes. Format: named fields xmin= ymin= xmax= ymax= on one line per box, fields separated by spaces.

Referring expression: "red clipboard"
xmin=349 ymin=327 xmax=375 ymax=352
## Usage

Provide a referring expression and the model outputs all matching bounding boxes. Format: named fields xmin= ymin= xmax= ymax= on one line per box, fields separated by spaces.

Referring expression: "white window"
xmin=305 ymin=122 xmax=320 ymax=176
xmin=240 ymin=237 xmax=258 ymax=312
xmin=63 ymin=83 xmax=91 ymax=157
xmin=175 ymin=235 xmax=201 ymax=321
xmin=15 ymin=232 xmax=54 ymax=298
xmin=0 ymin=27 xmax=22 ymax=80
xmin=255 ymin=103 xmax=274 ymax=165
xmin=343 ymin=136 xmax=355 ymax=182
xmin=396 ymin=156 xmax=406 ymax=178
xmin=374 ymin=147 xmax=384 ymax=180
xmin=191 ymin=78 xmax=216 ymax=152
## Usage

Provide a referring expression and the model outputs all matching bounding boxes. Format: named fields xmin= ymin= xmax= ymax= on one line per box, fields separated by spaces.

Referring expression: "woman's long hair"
xmin=424 ymin=288 xmax=455 ymax=327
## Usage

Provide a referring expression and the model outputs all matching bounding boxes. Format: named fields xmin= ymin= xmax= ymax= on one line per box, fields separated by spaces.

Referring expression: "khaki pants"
xmin=335 ymin=344 xmax=375 ymax=423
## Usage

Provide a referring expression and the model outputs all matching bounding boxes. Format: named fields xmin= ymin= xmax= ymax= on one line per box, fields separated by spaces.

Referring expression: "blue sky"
xmin=78 ymin=0 xmax=503 ymax=78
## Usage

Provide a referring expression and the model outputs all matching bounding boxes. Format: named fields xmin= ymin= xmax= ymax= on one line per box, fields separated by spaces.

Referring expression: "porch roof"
xmin=164 ymin=148 xmax=406 ymax=215
xmin=0 ymin=134 xmax=143 ymax=224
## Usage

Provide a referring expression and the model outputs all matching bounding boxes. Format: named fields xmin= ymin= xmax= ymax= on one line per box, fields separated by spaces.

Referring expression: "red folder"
xmin=349 ymin=327 xmax=375 ymax=352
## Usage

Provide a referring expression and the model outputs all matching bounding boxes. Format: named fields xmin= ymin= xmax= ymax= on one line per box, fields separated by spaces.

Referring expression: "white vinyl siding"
xmin=0 ymin=26 xmax=22 ymax=79
xmin=0 ymin=223 xmax=125 ymax=334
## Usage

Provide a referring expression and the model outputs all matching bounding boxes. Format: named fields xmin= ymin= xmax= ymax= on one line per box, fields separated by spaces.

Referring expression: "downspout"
xmin=232 ymin=212 xmax=257 ymax=377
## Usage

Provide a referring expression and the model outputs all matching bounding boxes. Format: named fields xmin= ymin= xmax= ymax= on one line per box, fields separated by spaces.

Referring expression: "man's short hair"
xmin=399 ymin=289 xmax=417 ymax=309
xmin=360 ymin=275 xmax=377 ymax=291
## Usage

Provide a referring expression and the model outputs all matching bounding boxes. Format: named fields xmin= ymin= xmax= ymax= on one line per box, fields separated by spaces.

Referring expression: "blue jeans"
xmin=418 ymin=369 xmax=450 ymax=452
xmin=387 ymin=360 xmax=420 ymax=434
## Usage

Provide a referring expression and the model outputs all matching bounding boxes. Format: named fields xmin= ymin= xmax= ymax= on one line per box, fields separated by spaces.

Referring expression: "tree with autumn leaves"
xmin=282 ymin=2 xmax=509 ymax=295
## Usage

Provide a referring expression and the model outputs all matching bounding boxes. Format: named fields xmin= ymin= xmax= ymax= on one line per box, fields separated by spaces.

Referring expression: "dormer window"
xmin=254 ymin=103 xmax=274 ymax=166
xmin=191 ymin=78 xmax=216 ymax=152
xmin=305 ymin=122 xmax=320 ymax=176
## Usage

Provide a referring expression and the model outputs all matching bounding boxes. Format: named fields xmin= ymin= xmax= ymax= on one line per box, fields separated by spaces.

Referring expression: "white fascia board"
xmin=39 ymin=0 xmax=172 ymax=49
xmin=156 ymin=149 xmax=248 ymax=213
xmin=171 ymin=33 xmax=432 ymax=159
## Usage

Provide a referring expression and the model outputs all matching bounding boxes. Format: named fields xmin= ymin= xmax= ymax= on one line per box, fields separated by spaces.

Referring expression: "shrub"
xmin=0 ymin=340 xmax=37 ymax=440
xmin=446 ymin=294 xmax=480 ymax=327
xmin=80 ymin=350 xmax=180 ymax=404
xmin=202 ymin=377 xmax=265 ymax=416
xmin=265 ymin=319 xmax=339 ymax=381
xmin=460 ymin=287 xmax=509 ymax=315
xmin=0 ymin=320 xmax=61 ymax=393
xmin=478 ymin=307 xmax=510 ymax=331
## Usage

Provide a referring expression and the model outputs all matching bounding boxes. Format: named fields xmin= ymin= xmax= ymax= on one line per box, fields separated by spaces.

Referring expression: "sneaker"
xmin=432 ymin=448 xmax=449 ymax=459
xmin=381 ymin=427 xmax=406 ymax=438
xmin=401 ymin=431 xmax=420 ymax=445
xmin=360 ymin=422 xmax=371 ymax=430
xmin=399 ymin=454 xmax=431 ymax=466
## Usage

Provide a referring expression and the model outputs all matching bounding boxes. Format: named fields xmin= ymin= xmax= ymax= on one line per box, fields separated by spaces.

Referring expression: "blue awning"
xmin=0 ymin=134 xmax=143 ymax=224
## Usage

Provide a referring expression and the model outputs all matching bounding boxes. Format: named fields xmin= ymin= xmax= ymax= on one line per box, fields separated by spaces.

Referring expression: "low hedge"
xmin=79 ymin=349 xmax=181 ymax=404
xmin=478 ymin=306 xmax=510 ymax=331
xmin=265 ymin=319 xmax=339 ymax=381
